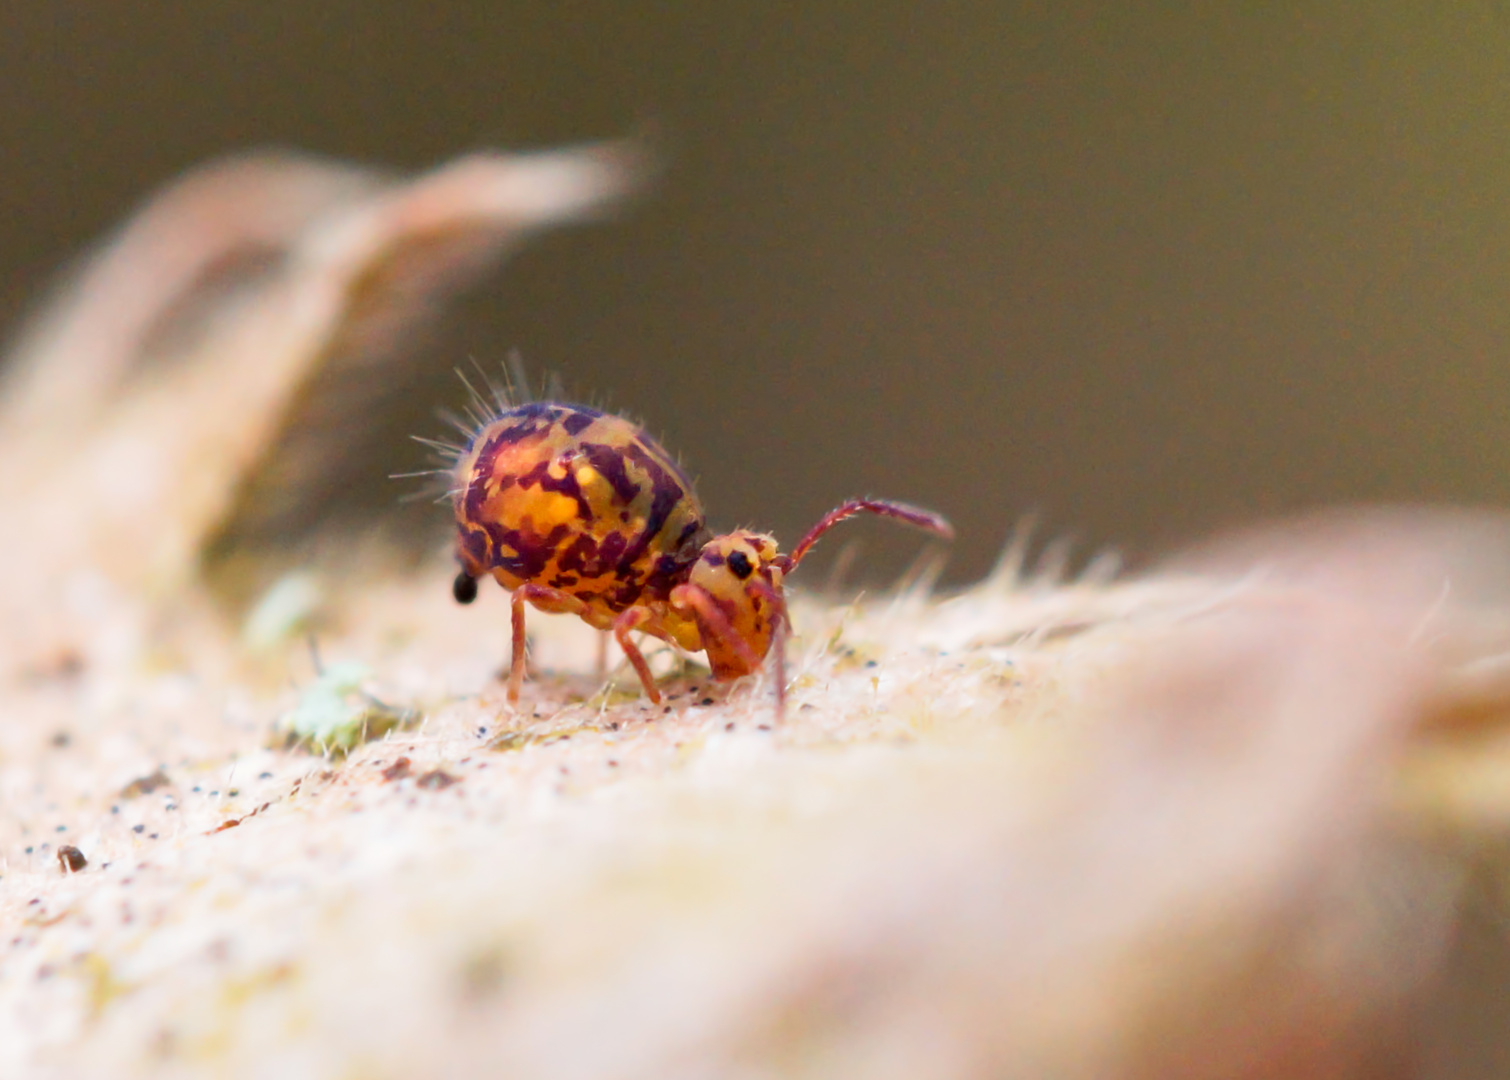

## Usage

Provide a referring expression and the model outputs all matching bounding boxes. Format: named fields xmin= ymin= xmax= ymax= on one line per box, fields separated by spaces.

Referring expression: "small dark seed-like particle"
xmin=416 ymin=769 xmax=458 ymax=790
xmin=700 ymin=697 xmax=715 ymax=707
xmin=120 ymin=769 xmax=172 ymax=799
xmin=132 ymin=825 xmax=145 ymax=834
xmin=57 ymin=846 xmax=87 ymax=873
xmin=381 ymin=758 xmax=413 ymax=782
xmin=453 ymin=572 xmax=479 ymax=605
xmin=459 ymin=946 xmax=511 ymax=999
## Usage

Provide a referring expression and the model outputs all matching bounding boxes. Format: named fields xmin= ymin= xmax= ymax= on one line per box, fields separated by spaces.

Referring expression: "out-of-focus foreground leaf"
xmin=0 ymin=140 xmax=645 ymax=672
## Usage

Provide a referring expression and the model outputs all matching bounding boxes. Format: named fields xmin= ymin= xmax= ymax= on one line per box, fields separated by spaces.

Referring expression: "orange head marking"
xmin=673 ymin=531 xmax=784 ymax=680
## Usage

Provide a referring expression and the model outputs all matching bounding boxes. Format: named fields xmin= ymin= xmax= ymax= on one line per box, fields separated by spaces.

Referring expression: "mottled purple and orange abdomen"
xmin=453 ymin=403 xmax=709 ymax=630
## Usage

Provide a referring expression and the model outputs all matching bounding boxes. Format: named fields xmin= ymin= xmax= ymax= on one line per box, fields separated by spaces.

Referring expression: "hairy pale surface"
xmin=3 ymin=148 xmax=1510 ymax=1079
xmin=4 ymin=537 xmax=1509 ymax=1079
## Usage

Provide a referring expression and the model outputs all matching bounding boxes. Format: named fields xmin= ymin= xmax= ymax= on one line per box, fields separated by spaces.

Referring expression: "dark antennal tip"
xmin=453 ymin=572 xmax=479 ymax=605
xmin=927 ymin=513 xmax=957 ymax=541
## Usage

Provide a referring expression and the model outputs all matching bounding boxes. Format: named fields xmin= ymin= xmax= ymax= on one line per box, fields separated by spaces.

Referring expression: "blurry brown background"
xmin=2 ymin=3 xmax=1508 ymax=584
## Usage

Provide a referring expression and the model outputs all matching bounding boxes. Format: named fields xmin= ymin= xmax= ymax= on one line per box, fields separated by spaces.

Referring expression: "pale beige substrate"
xmin=0 ymin=548 xmax=1502 ymax=1079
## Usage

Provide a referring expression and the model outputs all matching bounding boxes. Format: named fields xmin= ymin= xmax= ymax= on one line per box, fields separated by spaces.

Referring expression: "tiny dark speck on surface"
xmin=700 ymin=698 xmax=714 ymax=706
xmin=416 ymin=770 xmax=458 ymax=790
xmin=57 ymin=845 xmax=86 ymax=873
xmin=132 ymin=825 xmax=144 ymax=834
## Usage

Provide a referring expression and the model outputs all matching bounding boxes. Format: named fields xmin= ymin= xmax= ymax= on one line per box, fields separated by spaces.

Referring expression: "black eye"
xmin=453 ymin=572 xmax=479 ymax=604
xmin=727 ymin=550 xmax=754 ymax=580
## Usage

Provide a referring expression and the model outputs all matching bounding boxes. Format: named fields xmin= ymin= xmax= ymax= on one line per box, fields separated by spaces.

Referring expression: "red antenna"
xmin=779 ymin=499 xmax=955 ymax=573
